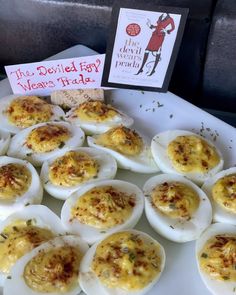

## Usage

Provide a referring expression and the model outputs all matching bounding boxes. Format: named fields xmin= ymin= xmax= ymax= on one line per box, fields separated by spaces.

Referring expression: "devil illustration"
xmin=136 ymin=13 xmax=175 ymax=76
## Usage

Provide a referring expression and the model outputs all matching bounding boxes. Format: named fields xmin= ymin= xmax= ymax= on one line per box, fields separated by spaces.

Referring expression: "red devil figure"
xmin=136 ymin=13 xmax=175 ymax=76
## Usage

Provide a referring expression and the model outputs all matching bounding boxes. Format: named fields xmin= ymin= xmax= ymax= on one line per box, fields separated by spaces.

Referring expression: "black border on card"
xmin=101 ymin=1 xmax=189 ymax=92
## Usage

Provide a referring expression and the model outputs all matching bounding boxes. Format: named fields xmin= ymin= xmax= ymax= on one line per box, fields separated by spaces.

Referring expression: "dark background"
xmin=0 ymin=0 xmax=235 ymax=119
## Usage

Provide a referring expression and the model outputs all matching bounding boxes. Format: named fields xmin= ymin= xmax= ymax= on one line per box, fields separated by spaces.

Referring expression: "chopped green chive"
xmin=201 ymin=253 xmax=208 ymax=258
xmin=59 ymin=142 xmax=65 ymax=148
xmin=129 ymin=252 xmax=136 ymax=262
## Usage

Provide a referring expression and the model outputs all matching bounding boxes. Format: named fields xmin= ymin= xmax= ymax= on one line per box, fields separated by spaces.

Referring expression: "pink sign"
xmin=5 ymin=54 xmax=105 ymax=96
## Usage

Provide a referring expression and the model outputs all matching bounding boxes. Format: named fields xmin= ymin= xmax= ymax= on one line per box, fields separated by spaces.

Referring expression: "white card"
xmin=102 ymin=4 xmax=188 ymax=92
xmin=109 ymin=9 xmax=181 ymax=87
xmin=5 ymin=54 xmax=105 ymax=96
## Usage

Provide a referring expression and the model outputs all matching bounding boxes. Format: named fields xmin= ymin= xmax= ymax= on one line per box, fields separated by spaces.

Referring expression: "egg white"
xmin=87 ymin=131 xmax=159 ymax=174
xmin=0 ymin=130 xmax=10 ymax=156
xmin=61 ymin=180 xmax=144 ymax=244
xmin=0 ymin=156 xmax=43 ymax=220
xmin=65 ymin=104 xmax=134 ymax=135
xmin=0 ymin=204 xmax=66 ymax=286
xmin=40 ymin=147 xmax=118 ymax=200
xmin=0 ymin=94 xmax=65 ymax=134
xmin=195 ymin=223 xmax=236 ymax=295
xmin=151 ymin=130 xmax=224 ymax=184
xmin=143 ymin=173 xmax=212 ymax=243
xmin=202 ymin=167 xmax=236 ymax=225
xmin=79 ymin=229 xmax=165 ymax=295
xmin=7 ymin=121 xmax=85 ymax=167
xmin=3 ymin=235 xmax=89 ymax=295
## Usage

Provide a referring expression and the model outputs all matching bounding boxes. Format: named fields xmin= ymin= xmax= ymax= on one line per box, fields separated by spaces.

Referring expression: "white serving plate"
xmin=0 ymin=45 xmax=235 ymax=295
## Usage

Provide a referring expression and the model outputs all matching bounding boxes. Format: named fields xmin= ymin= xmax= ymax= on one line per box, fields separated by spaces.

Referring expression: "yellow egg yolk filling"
xmin=167 ymin=135 xmax=220 ymax=173
xmin=6 ymin=96 xmax=53 ymax=128
xmin=73 ymin=100 xmax=118 ymax=122
xmin=199 ymin=235 xmax=236 ymax=281
xmin=91 ymin=232 xmax=162 ymax=290
xmin=24 ymin=245 xmax=82 ymax=293
xmin=26 ymin=124 xmax=71 ymax=153
xmin=212 ymin=174 xmax=236 ymax=214
xmin=49 ymin=151 xmax=99 ymax=187
xmin=70 ymin=186 xmax=135 ymax=229
xmin=0 ymin=220 xmax=55 ymax=274
xmin=151 ymin=181 xmax=200 ymax=219
xmin=95 ymin=126 xmax=143 ymax=156
xmin=0 ymin=163 xmax=31 ymax=201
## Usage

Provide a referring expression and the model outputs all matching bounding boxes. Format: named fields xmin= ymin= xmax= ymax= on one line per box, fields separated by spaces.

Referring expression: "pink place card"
xmin=5 ymin=54 xmax=105 ymax=96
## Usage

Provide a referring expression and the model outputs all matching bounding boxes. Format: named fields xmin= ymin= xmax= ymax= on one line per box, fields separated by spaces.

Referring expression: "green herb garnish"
xmin=59 ymin=142 xmax=65 ymax=149
xmin=157 ymin=102 xmax=164 ymax=107
xmin=169 ymin=203 xmax=176 ymax=209
xmin=129 ymin=252 xmax=136 ymax=262
xmin=26 ymin=219 xmax=32 ymax=226
xmin=201 ymin=253 xmax=208 ymax=258
xmin=0 ymin=233 xmax=8 ymax=239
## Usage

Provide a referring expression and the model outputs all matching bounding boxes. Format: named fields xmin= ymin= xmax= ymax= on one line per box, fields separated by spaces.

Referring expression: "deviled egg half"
xmin=151 ymin=130 xmax=224 ymax=184
xmin=61 ymin=180 xmax=144 ymax=244
xmin=40 ymin=147 xmax=117 ymax=200
xmin=79 ymin=230 xmax=165 ymax=295
xmin=0 ymin=156 xmax=43 ymax=220
xmin=0 ymin=205 xmax=65 ymax=286
xmin=196 ymin=223 xmax=236 ymax=295
xmin=202 ymin=167 xmax=236 ymax=225
xmin=7 ymin=121 xmax=85 ymax=166
xmin=65 ymin=99 xmax=134 ymax=134
xmin=143 ymin=174 xmax=212 ymax=242
xmin=4 ymin=235 xmax=89 ymax=295
xmin=0 ymin=130 xmax=10 ymax=156
xmin=87 ymin=125 xmax=159 ymax=173
xmin=0 ymin=95 xmax=65 ymax=134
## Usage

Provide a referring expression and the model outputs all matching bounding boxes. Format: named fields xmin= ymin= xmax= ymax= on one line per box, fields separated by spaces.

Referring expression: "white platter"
xmin=0 ymin=45 xmax=236 ymax=295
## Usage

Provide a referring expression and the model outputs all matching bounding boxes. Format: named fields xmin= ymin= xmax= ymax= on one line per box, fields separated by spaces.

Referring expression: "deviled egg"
xmin=80 ymin=230 xmax=165 ymax=295
xmin=65 ymin=100 xmax=134 ymax=134
xmin=0 ymin=205 xmax=65 ymax=285
xmin=143 ymin=174 xmax=212 ymax=242
xmin=7 ymin=121 xmax=85 ymax=166
xmin=61 ymin=180 xmax=144 ymax=244
xmin=202 ymin=167 xmax=236 ymax=225
xmin=0 ymin=95 xmax=65 ymax=134
xmin=4 ymin=235 xmax=89 ymax=295
xmin=87 ymin=125 xmax=159 ymax=173
xmin=151 ymin=130 xmax=224 ymax=184
xmin=0 ymin=130 xmax=10 ymax=156
xmin=196 ymin=223 xmax=236 ymax=295
xmin=0 ymin=156 xmax=43 ymax=220
xmin=40 ymin=148 xmax=117 ymax=200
